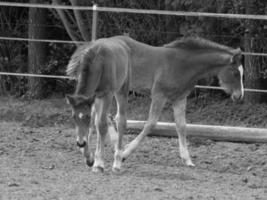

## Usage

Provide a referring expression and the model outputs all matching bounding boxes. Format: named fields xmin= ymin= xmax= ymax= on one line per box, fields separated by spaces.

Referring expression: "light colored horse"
xmin=66 ymin=35 xmax=244 ymax=172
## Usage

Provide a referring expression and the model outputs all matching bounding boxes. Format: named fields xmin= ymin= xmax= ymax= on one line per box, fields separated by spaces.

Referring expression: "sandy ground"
xmin=0 ymin=121 xmax=267 ymax=200
xmin=0 ymin=97 xmax=267 ymax=199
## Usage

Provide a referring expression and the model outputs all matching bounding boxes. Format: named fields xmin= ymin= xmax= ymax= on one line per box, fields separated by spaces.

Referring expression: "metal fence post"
xmin=91 ymin=4 xmax=98 ymax=41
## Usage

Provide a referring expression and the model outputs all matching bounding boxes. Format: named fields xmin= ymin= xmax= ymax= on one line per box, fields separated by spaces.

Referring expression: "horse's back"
xmin=92 ymin=37 xmax=131 ymax=94
xmin=109 ymin=36 xmax=161 ymax=92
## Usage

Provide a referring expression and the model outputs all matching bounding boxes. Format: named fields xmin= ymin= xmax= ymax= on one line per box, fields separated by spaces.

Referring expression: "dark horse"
xmin=66 ymin=35 xmax=244 ymax=172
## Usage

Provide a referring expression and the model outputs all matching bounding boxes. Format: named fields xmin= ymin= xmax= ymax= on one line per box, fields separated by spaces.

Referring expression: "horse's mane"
xmin=164 ymin=37 xmax=233 ymax=52
xmin=66 ymin=42 xmax=92 ymax=79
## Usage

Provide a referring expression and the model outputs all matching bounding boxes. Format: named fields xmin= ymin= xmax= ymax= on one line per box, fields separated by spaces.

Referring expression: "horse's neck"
xmin=190 ymin=50 xmax=232 ymax=77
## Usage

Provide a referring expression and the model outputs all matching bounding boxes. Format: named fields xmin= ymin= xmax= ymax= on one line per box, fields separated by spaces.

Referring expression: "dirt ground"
xmin=0 ymin=97 xmax=267 ymax=200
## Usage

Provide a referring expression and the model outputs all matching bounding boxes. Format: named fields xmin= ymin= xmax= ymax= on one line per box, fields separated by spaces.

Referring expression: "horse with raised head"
xmin=66 ymin=35 xmax=244 ymax=172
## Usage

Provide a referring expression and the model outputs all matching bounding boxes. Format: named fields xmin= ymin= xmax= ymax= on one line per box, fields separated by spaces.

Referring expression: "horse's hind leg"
xmin=122 ymin=93 xmax=167 ymax=160
xmin=92 ymin=94 xmax=113 ymax=173
xmin=172 ymin=98 xmax=195 ymax=167
xmin=112 ymin=92 xmax=127 ymax=172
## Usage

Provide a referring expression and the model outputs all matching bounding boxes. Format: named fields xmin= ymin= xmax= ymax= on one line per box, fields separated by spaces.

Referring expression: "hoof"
xmin=86 ymin=159 xmax=94 ymax=167
xmin=187 ymin=162 xmax=195 ymax=167
xmin=183 ymin=159 xmax=195 ymax=167
xmin=92 ymin=166 xmax=104 ymax=173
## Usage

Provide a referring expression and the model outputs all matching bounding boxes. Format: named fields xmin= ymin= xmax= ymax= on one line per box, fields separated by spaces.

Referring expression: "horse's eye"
xmin=232 ymin=70 xmax=240 ymax=77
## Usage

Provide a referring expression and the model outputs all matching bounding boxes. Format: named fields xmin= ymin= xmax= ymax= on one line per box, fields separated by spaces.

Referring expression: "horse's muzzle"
xmin=86 ymin=159 xmax=94 ymax=167
xmin=231 ymin=91 xmax=243 ymax=101
xmin=76 ymin=141 xmax=87 ymax=148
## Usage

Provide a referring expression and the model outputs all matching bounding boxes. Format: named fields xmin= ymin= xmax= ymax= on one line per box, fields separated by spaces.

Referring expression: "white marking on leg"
xmin=122 ymin=138 xmax=139 ymax=159
xmin=93 ymin=156 xmax=104 ymax=168
xmin=92 ymin=132 xmax=105 ymax=172
xmin=123 ymin=122 xmax=156 ymax=159
xmin=179 ymin=139 xmax=195 ymax=167
xmin=173 ymin=99 xmax=195 ymax=167
xmin=238 ymin=65 xmax=244 ymax=98
xmin=123 ymin=95 xmax=167 ymax=160
xmin=112 ymin=150 xmax=123 ymax=172
xmin=92 ymin=158 xmax=104 ymax=173
xmin=108 ymin=125 xmax=118 ymax=145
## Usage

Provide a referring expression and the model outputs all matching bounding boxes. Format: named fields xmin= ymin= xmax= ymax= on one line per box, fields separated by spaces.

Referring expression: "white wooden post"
xmin=127 ymin=120 xmax=267 ymax=143
xmin=91 ymin=4 xmax=98 ymax=41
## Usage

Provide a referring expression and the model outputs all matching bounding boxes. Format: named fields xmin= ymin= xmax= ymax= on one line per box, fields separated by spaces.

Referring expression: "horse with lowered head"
xmin=66 ymin=35 xmax=244 ymax=172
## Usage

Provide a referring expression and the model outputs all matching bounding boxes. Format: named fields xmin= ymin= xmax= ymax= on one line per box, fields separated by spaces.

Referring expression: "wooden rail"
xmin=127 ymin=120 xmax=267 ymax=143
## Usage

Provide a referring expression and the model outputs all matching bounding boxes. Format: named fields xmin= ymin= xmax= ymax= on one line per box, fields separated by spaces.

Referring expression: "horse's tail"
xmin=66 ymin=42 xmax=93 ymax=79
xmin=68 ymin=42 xmax=103 ymax=97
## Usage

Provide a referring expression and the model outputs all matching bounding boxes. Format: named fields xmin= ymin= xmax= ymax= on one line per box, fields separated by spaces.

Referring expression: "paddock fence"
xmin=0 ymin=2 xmax=267 ymax=142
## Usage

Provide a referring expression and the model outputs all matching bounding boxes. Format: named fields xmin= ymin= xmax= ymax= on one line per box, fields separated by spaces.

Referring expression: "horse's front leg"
xmin=173 ymin=98 xmax=195 ymax=167
xmin=92 ymin=95 xmax=112 ymax=173
xmin=112 ymin=93 xmax=127 ymax=172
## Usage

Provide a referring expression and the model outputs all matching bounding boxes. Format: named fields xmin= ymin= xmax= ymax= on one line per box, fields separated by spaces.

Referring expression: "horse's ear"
xmin=232 ymin=47 xmax=242 ymax=54
xmin=230 ymin=48 xmax=242 ymax=64
xmin=87 ymin=95 xmax=95 ymax=106
xmin=78 ymin=95 xmax=95 ymax=105
xmin=66 ymin=94 xmax=75 ymax=105
xmin=76 ymin=95 xmax=95 ymax=106
xmin=66 ymin=94 xmax=95 ymax=106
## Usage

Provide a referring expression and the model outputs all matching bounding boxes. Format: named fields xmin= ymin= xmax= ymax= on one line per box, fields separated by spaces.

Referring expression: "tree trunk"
xmin=164 ymin=0 xmax=177 ymax=41
xmin=52 ymin=0 xmax=92 ymax=42
xmin=243 ymin=0 xmax=261 ymax=102
xmin=52 ymin=0 xmax=81 ymax=42
xmin=70 ymin=0 xmax=91 ymax=41
xmin=28 ymin=0 xmax=47 ymax=98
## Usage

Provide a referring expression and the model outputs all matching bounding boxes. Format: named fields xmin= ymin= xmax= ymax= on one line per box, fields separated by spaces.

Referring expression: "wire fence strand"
xmin=0 ymin=2 xmax=267 ymax=94
xmin=0 ymin=36 xmax=84 ymax=44
xmin=0 ymin=36 xmax=267 ymax=57
xmin=0 ymin=2 xmax=267 ymax=21
xmin=0 ymin=72 xmax=74 ymax=79
xmin=0 ymin=72 xmax=266 ymax=94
